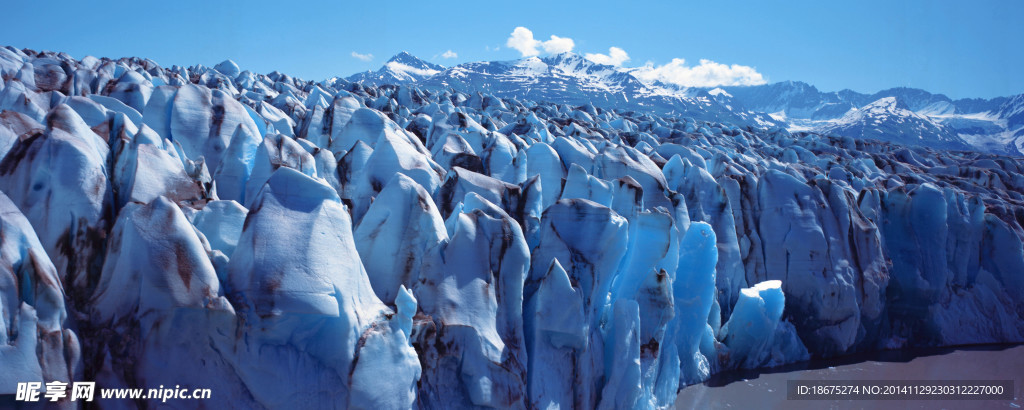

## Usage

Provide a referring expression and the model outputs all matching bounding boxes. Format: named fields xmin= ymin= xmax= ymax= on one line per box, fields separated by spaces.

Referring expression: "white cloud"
xmin=542 ymin=35 xmax=575 ymax=54
xmin=506 ymin=27 xmax=539 ymax=56
xmin=385 ymin=61 xmax=440 ymax=78
xmin=441 ymin=50 xmax=458 ymax=59
xmin=630 ymin=58 xmax=766 ymax=87
xmin=506 ymin=27 xmax=575 ymax=57
xmin=585 ymin=47 xmax=630 ymax=66
xmin=351 ymin=51 xmax=373 ymax=62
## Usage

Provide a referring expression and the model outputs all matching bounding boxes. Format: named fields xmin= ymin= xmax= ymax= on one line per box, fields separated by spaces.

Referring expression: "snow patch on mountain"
xmin=708 ymin=88 xmax=732 ymax=98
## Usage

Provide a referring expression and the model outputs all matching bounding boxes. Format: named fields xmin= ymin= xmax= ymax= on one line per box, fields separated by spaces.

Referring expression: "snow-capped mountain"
xmin=423 ymin=53 xmax=649 ymax=105
xmin=867 ymin=87 xmax=1004 ymax=115
xmin=345 ymin=53 xmax=1023 ymax=156
xmin=711 ymin=82 xmax=1007 ymax=120
xmin=815 ymin=97 xmax=972 ymax=151
xmin=373 ymin=52 xmax=780 ymax=127
xmin=346 ymin=51 xmax=445 ymax=85
xmin=707 ymin=81 xmax=1021 ymax=154
xmin=709 ymin=80 xmax=863 ymax=120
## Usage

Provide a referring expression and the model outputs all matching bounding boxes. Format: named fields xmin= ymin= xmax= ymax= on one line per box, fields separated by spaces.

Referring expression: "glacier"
xmin=0 ymin=46 xmax=1022 ymax=408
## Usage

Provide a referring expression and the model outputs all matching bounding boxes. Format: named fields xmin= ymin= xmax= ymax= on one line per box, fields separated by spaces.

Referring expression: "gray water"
xmin=676 ymin=344 xmax=1023 ymax=409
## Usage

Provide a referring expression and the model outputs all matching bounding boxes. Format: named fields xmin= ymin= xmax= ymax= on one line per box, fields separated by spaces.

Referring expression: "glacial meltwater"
xmin=676 ymin=344 xmax=1023 ymax=409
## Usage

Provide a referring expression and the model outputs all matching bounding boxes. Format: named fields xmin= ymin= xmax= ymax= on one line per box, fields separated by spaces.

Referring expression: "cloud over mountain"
xmin=506 ymin=26 xmax=575 ymax=57
xmin=351 ymin=51 xmax=374 ymax=61
xmin=585 ymin=47 xmax=630 ymax=66
xmin=631 ymin=58 xmax=766 ymax=87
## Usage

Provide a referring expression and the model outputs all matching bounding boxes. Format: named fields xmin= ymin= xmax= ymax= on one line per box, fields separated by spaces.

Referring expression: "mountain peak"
xmin=777 ymin=80 xmax=817 ymax=92
xmin=544 ymin=51 xmax=581 ymax=60
xmin=387 ymin=51 xmax=416 ymax=62
xmin=385 ymin=51 xmax=442 ymax=69
xmin=865 ymin=96 xmax=910 ymax=112
xmin=542 ymin=52 xmax=603 ymax=68
xmin=345 ymin=51 xmax=444 ymax=85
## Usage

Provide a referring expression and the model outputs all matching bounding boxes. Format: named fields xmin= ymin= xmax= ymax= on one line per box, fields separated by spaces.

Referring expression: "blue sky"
xmin=1 ymin=0 xmax=1020 ymax=98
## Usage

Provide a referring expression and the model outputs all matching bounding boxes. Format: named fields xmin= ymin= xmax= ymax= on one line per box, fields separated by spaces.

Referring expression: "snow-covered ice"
xmin=0 ymin=47 xmax=1022 ymax=408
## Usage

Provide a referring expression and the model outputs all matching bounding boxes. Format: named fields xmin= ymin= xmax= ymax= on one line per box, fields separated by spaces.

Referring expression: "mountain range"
xmin=345 ymin=52 xmax=1024 ymax=156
